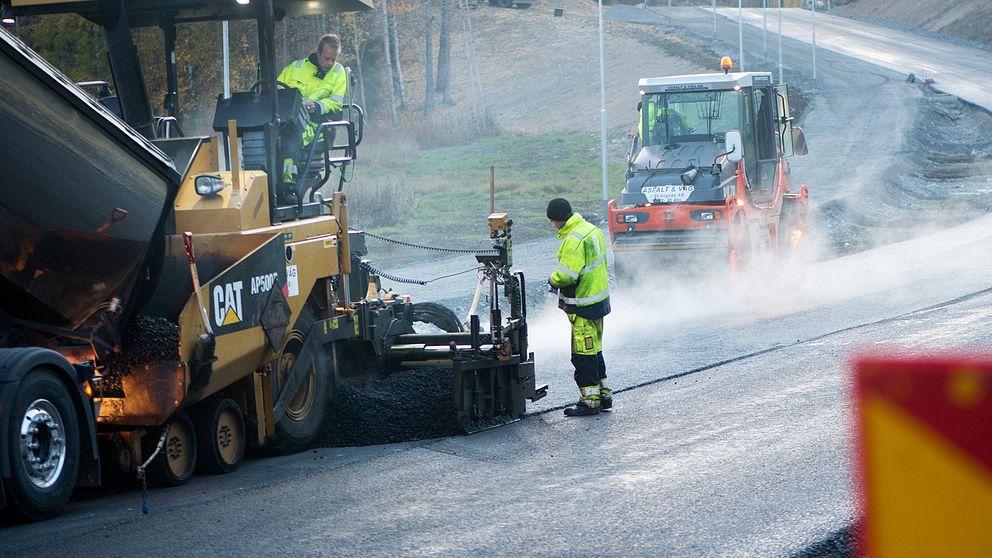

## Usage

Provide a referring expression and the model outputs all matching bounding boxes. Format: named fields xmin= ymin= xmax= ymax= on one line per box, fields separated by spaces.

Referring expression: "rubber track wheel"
xmin=410 ymin=302 xmax=464 ymax=333
xmin=193 ymin=399 xmax=245 ymax=474
xmin=3 ymin=368 xmax=80 ymax=521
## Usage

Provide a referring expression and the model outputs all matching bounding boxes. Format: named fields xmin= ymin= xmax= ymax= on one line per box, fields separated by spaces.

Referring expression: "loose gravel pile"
xmin=100 ymin=315 xmax=179 ymax=397
xmin=816 ymin=87 xmax=992 ymax=256
xmin=317 ymin=366 xmax=463 ymax=447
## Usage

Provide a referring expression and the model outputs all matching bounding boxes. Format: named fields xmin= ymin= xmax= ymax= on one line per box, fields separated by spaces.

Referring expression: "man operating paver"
xmin=546 ymin=198 xmax=613 ymax=416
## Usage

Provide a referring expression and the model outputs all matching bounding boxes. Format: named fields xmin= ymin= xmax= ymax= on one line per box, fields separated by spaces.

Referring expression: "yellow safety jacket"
xmin=550 ymin=213 xmax=611 ymax=319
xmin=277 ymin=56 xmax=347 ymax=143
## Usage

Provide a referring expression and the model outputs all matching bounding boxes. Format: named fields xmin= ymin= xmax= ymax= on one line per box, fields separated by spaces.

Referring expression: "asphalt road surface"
xmin=4 ymin=7 xmax=991 ymax=557
xmin=710 ymin=6 xmax=992 ymax=111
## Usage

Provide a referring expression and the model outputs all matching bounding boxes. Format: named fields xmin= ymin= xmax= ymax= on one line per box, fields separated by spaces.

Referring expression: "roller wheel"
xmin=144 ymin=412 xmax=197 ymax=486
xmin=612 ymin=252 xmax=634 ymax=290
xmin=193 ymin=399 xmax=245 ymax=474
xmin=268 ymin=332 xmax=332 ymax=455
xmin=3 ymin=369 xmax=80 ymax=521
xmin=410 ymin=302 xmax=464 ymax=333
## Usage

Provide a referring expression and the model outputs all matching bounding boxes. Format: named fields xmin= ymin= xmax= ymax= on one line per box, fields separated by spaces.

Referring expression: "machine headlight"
xmin=195 ymin=175 xmax=225 ymax=197
xmin=690 ymin=210 xmax=723 ymax=221
xmin=616 ymin=212 xmax=648 ymax=224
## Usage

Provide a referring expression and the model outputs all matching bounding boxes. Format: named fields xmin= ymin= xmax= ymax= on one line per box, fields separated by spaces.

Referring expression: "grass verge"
xmin=345 ymin=128 xmax=629 ymax=265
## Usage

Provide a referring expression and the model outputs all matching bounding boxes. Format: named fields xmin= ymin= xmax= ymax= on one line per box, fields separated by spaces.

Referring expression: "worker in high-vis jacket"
xmin=637 ymin=99 xmax=688 ymax=145
xmin=277 ymin=33 xmax=347 ymax=180
xmin=546 ymin=198 xmax=612 ymax=416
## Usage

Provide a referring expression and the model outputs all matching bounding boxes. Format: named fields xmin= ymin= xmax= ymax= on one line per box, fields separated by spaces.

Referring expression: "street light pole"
xmin=738 ymin=0 xmax=743 ymax=71
xmin=712 ymin=0 xmax=717 ymax=50
xmin=811 ymin=0 xmax=817 ymax=81
xmin=762 ymin=0 xmax=767 ymax=63
xmin=222 ymin=21 xmax=231 ymax=99
xmin=778 ymin=0 xmax=783 ymax=84
xmin=598 ymin=0 xmax=609 ymax=219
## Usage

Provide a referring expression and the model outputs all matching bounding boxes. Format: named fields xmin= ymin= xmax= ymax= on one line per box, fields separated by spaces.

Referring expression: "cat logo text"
xmin=213 ymin=281 xmax=244 ymax=327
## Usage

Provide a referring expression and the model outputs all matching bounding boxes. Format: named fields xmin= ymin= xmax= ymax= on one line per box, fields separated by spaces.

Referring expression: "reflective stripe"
xmin=332 ymin=63 xmax=343 ymax=74
xmin=570 ymin=231 xmax=585 ymax=241
xmin=559 ymin=288 xmax=610 ymax=306
xmin=295 ymin=59 xmax=304 ymax=68
xmin=580 ymin=386 xmax=601 ymax=397
xmin=328 ymin=95 xmax=345 ymax=103
xmin=556 ymin=264 xmax=579 ymax=280
xmin=580 ymin=254 xmax=606 ymax=276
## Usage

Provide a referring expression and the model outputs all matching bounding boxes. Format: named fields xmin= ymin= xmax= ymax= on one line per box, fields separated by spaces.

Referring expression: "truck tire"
xmin=268 ymin=333 xmax=332 ymax=455
xmin=144 ymin=412 xmax=197 ymax=486
xmin=411 ymin=302 xmax=464 ymax=333
xmin=3 ymin=369 xmax=80 ymax=521
xmin=193 ymin=399 xmax=245 ymax=474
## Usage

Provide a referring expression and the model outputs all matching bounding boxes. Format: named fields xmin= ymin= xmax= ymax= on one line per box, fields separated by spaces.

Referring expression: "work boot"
xmin=565 ymin=386 xmax=601 ymax=416
xmin=564 ymin=400 xmax=600 ymax=416
xmin=599 ymin=393 xmax=613 ymax=411
xmin=599 ymin=379 xmax=613 ymax=411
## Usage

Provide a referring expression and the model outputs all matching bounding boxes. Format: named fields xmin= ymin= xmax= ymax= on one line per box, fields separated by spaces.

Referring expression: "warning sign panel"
xmin=854 ymin=357 xmax=992 ymax=558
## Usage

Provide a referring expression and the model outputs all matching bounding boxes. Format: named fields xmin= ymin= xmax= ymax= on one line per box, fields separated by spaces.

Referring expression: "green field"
xmin=345 ymin=130 xmax=628 ymax=264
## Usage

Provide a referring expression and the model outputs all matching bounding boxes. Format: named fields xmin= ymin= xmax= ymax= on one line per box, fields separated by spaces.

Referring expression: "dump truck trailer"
xmin=608 ymin=60 xmax=810 ymax=282
xmin=0 ymin=0 xmax=543 ymax=522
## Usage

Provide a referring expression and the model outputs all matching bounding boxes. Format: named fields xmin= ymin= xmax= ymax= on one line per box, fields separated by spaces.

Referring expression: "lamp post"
xmin=778 ymin=0 xmax=783 ymax=84
xmin=812 ymin=0 xmax=817 ymax=81
xmin=222 ymin=21 xmax=231 ymax=99
xmin=712 ymin=0 xmax=717 ymax=50
xmin=738 ymin=0 xmax=743 ymax=71
xmin=598 ymin=0 xmax=609 ymax=219
xmin=762 ymin=0 xmax=767 ymax=63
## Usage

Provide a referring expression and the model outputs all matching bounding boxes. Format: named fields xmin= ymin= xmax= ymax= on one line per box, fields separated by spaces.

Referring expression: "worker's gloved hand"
xmin=547 ymin=282 xmax=558 ymax=295
xmin=303 ymin=99 xmax=317 ymax=113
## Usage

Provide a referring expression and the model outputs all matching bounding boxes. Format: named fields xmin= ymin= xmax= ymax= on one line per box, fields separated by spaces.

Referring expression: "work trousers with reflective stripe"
xmin=569 ymin=314 xmax=606 ymax=389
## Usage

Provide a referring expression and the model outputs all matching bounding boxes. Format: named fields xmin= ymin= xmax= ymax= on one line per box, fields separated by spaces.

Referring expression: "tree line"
xmin=8 ymin=1 xmax=489 ymax=134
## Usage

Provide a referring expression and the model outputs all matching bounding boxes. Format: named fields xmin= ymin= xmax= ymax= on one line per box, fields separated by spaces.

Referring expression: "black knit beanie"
xmin=546 ymin=198 xmax=573 ymax=221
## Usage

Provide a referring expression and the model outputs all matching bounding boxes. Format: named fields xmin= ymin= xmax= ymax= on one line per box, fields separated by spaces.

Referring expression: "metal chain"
xmin=355 ymin=229 xmax=499 ymax=256
xmin=360 ymin=261 xmax=480 ymax=286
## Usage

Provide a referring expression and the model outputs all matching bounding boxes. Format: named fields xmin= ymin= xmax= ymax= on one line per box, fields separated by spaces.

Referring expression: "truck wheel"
xmin=3 ymin=369 xmax=80 ymax=521
xmin=411 ymin=302 xmax=464 ymax=333
xmin=269 ymin=333 xmax=331 ymax=454
xmin=193 ymin=399 xmax=245 ymax=474
xmin=144 ymin=412 xmax=197 ymax=486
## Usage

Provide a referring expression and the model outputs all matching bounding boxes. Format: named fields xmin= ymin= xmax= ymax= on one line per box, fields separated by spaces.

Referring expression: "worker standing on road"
xmin=277 ymin=33 xmax=347 ymax=180
xmin=547 ymin=198 xmax=612 ymax=416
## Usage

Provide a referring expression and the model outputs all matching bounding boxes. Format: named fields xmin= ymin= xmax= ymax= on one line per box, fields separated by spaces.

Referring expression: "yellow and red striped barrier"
xmin=854 ymin=356 xmax=992 ymax=557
